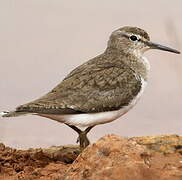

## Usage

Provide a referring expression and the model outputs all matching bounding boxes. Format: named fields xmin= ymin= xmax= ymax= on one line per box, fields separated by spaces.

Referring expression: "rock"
xmin=0 ymin=134 xmax=181 ymax=180
xmin=64 ymin=134 xmax=182 ymax=180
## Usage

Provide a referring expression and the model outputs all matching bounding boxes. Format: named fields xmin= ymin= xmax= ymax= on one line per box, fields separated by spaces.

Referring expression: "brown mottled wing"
xmin=16 ymin=60 xmax=142 ymax=114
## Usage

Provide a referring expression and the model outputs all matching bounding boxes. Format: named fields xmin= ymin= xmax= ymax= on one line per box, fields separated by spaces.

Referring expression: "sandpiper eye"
xmin=129 ymin=35 xmax=138 ymax=41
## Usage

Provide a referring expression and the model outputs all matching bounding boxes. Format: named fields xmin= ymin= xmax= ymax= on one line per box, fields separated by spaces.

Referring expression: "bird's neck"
xmin=105 ymin=47 xmax=150 ymax=81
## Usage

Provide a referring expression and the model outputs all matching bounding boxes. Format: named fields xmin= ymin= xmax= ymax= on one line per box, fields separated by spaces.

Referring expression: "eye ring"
xmin=129 ymin=35 xmax=139 ymax=41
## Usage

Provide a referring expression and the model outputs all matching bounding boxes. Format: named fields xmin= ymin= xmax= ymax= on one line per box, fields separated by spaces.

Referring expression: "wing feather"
xmin=17 ymin=58 xmax=142 ymax=114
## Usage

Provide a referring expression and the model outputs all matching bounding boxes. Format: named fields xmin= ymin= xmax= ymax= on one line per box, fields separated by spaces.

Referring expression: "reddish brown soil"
xmin=0 ymin=134 xmax=182 ymax=180
xmin=0 ymin=144 xmax=80 ymax=180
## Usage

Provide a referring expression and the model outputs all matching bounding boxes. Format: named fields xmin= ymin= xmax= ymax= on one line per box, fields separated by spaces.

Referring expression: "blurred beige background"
xmin=0 ymin=0 xmax=181 ymax=149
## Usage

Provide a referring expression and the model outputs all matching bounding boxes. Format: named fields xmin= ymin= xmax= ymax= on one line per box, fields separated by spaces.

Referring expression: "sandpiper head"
xmin=108 ymin=26 xmax=180 ymax=55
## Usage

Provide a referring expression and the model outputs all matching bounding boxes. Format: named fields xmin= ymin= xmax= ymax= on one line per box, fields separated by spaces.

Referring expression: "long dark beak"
xmin=147 ymin=41 xmax=180 ymax=54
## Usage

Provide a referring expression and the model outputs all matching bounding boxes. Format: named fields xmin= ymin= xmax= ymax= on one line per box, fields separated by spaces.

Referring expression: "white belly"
xmin=39 ymin=79 xmax=147 ymax=128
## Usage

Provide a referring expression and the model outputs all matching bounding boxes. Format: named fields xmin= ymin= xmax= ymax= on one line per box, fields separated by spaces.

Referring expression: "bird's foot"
xmin=77 ymin=132 xmax=90 ymax=150
xmin=65 ymin=124 xmax=94 ymax=150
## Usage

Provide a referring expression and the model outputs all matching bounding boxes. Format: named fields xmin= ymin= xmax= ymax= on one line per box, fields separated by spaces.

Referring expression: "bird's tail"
xmin=0 ymin=111 xmax=30 ymax=117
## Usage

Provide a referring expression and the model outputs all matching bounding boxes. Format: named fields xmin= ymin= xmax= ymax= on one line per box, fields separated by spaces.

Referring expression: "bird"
xmin=0 ymin=26 xmax=180 ymax=150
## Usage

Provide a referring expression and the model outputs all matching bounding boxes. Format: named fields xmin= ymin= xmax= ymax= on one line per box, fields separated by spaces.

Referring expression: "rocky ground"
xmin=0 ymin=134 xmax=182 ymax=180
